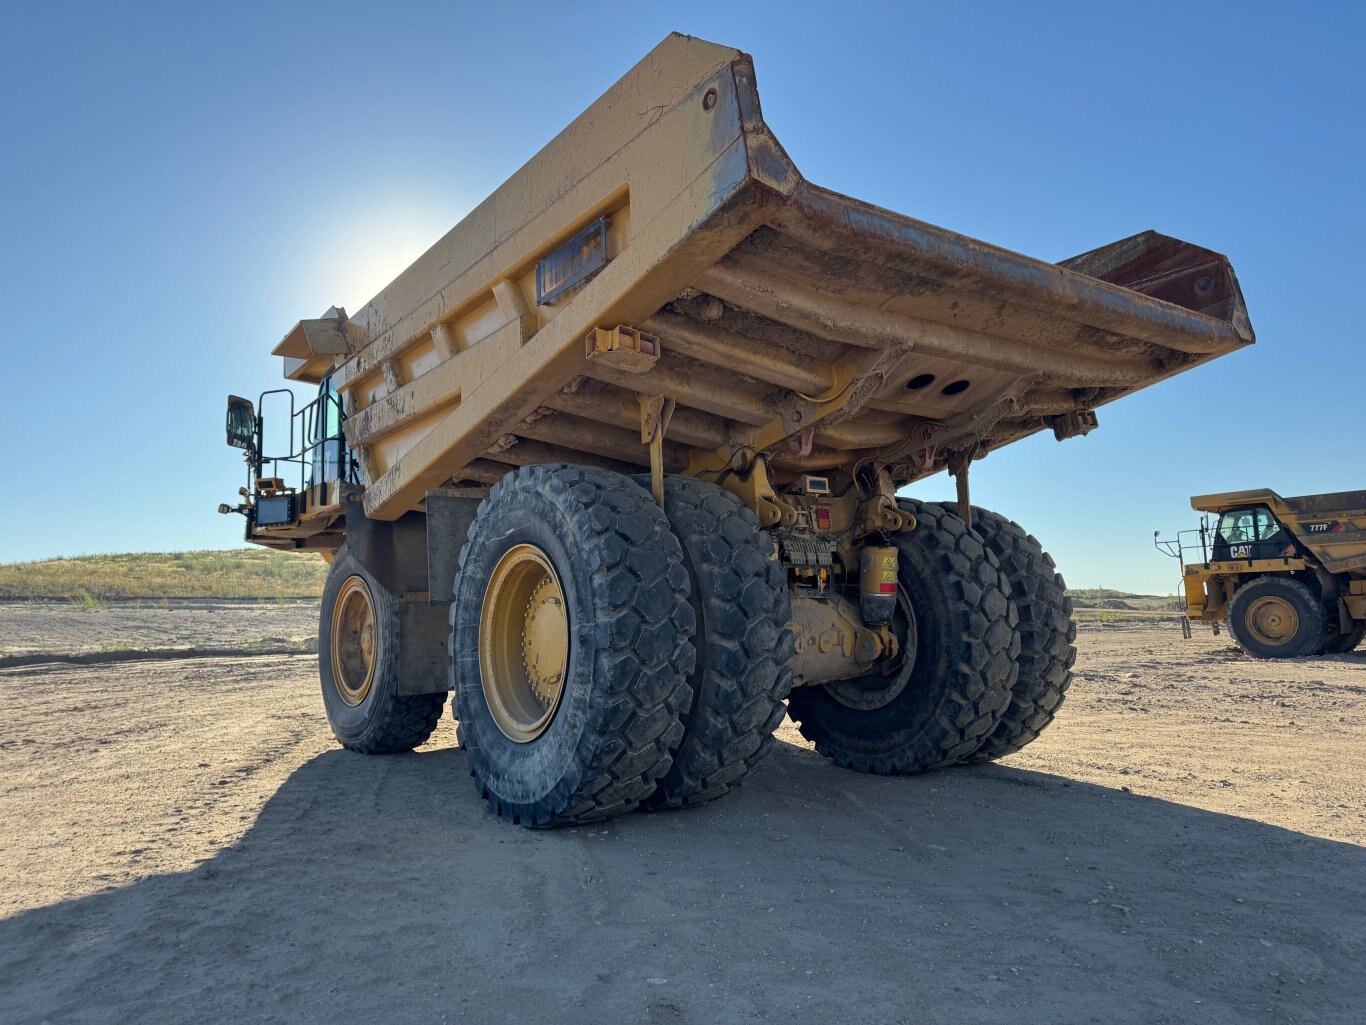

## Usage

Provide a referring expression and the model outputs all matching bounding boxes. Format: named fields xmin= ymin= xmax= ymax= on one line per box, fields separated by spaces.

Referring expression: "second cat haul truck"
xmin=1158 ymin=490 xmax=1366 ymax=658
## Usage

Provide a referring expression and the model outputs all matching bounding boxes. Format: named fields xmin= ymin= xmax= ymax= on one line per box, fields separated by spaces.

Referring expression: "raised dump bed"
xmin=222 ymin=34 xmax=1254 ymax=828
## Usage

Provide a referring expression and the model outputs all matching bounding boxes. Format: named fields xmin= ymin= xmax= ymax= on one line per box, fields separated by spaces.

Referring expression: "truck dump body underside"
xmin=266 ymin=33 xmax=1252 ymax=538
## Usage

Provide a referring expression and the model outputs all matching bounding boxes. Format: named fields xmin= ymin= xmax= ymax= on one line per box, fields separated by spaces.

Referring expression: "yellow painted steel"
xmin=860 ymin=546 xmax=899 ymax=597
xmin=1183 ymin=558 xmax=1309 ymax=620
xmin=479 ymin=545 xmax=570 ymax=743
xmin=1191 ymin=488 xmax=1366 ymax=575
xmin=252 ymin=32 xmax=1252 ymax=536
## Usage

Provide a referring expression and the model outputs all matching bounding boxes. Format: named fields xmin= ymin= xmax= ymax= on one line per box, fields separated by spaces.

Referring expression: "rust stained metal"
xmin=1058 ymin=231 xmax=1253 ymax=338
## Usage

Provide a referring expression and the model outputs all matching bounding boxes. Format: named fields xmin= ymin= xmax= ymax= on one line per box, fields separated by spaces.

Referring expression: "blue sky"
xmin=2 ymin=2 xmax=1362 ymax=594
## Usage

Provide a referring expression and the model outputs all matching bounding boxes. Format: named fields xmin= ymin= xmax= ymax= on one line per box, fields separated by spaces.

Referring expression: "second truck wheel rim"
xmin=480 ymin=545 xmax=569 ymax=743
xmin=1246 ymin=595 xmax=1298 ymax=646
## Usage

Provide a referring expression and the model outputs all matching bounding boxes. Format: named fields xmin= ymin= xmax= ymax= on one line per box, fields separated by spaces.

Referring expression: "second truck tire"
xmin=786 ymin=498 xmax=1019 ymax=773
xmin=1226 ymin=576 xmax=1325 ymax=659
xmin=450 ymin=464 xmax=696 ymax=827
xmin=1318 ymin=607 xmax=1365 ymax=654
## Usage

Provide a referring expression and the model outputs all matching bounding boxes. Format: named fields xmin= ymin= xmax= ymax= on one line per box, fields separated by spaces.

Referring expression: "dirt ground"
xmin=0 ymin=599 xmax=318 ymax=663
xmin=1 ymin=605 xmax=1363 ymax=1024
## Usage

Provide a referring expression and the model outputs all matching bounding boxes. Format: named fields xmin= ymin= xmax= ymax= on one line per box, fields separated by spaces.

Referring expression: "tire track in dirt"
xmin=1 ymin=618 xmax=1364 ymax=1024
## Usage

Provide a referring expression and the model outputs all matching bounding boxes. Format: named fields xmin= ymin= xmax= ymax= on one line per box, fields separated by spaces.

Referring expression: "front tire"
xmin=319 ymin=547 xmax=445 ymax=754
xmin=451 ymin=465 xmax=696 ymax=827
xmin=1226 ymin=576 xmax=1325 ymax=659
xmin=786 ymin=499 xmax=1019 ymax=773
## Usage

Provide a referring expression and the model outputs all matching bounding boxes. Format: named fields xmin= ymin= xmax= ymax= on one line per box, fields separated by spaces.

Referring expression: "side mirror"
xmin=226 ymin=395 xmax=257 ymax=453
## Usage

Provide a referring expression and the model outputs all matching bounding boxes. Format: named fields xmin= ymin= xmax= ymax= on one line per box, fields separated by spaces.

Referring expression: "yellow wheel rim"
xmin=1245 ymin=595 xmax=1299 ymax=646
xmin=479 ymin=544 xmax=569 ymax=743
xmin=331 ymin=575 xmax=377 ymax=706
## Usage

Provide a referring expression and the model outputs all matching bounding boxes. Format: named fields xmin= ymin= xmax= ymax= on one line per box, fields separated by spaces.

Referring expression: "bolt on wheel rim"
xmin=332 ymin=575 xmax=377 ymax=706
xmin=825 ymin=591 xmax=916 ymax=711
xmin=1246 ymin=595 xmax=1298 ymax=646
xmin=480 ymin=544 xmax=569 ymax=743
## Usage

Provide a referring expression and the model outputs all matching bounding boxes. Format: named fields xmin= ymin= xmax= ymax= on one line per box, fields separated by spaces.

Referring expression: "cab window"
xmin=1217 ymin=509 xmax=1256 ymax=543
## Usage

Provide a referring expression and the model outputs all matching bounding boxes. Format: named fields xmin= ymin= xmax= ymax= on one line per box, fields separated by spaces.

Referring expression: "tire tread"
xmin=320 ymin=549 xmax=445 ymax=756
xmin=642 ymin=475 xmax=794 ymax=809
xmin=452 ymin=464 xmax=694 ymax=827
xmin=787 ymin=499 xmax=1018 ymax=774
xmin=964 ymin=507 xmax=1075 ymax=761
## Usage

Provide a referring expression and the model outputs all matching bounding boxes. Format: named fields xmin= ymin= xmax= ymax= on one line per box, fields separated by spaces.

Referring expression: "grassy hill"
xmin=1065 ymin=588 xmax=1151 ymax=602
xmin=0 ymin=550 xmax=1173 ymax=606
xmin=0 ymin=549 xmax=328 ymax=601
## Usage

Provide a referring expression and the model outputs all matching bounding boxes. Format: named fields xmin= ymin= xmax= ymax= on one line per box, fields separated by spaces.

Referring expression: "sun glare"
xmin=303 ymin=194 xmax=475 ymax=317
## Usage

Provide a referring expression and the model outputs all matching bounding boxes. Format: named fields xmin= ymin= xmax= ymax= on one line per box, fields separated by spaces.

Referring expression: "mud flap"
xmin=397 ymin=600 xmax=454 ymax=695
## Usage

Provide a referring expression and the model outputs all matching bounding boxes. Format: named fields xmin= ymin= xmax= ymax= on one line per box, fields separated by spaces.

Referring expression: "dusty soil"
xmin=0 ymin=599 xmax=318 ymax=661
xmin=1 ymin=607 xmax=1363 ymax=1024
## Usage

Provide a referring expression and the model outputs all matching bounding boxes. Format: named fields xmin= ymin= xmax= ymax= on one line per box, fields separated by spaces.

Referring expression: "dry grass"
xmin=0 ymin=550 xmax=328 ymax=600
xmin=1 ymin=557 xmax=1183 ymax=605
xmin=1066 ymin=587 xmax=1146 ymax=601
xmin=1068 ymin=588 xmax=1184 ymax=612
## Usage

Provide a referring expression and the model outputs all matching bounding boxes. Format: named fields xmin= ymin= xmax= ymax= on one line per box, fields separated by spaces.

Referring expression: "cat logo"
xmin=1229 ymin=544 xmax=1252 ymax=559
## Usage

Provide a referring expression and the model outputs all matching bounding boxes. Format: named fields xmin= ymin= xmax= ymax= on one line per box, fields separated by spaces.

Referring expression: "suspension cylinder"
xmin=859 ymin=545 xmax=898 ymax=625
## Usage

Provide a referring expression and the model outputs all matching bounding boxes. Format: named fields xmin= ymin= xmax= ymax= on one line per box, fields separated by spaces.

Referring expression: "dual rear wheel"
xmin=317 ymin=469 xmax=1077 ymax=826
xmin=786 ymin=500 xmax=1074 ymax=772
xmin=449 ymin=465 xmax=792 ymax=826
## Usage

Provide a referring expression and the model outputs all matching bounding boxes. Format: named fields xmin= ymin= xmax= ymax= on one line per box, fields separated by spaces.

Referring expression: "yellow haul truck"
xmin=1157 ymin=490 xmax=1366 ymax=658
xmin=220 ymin=35 xmax=1253 ymax=827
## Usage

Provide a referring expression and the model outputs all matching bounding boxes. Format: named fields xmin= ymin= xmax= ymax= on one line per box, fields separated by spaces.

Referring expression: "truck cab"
xmin=1209 ymin=505 xmax=1296 ymax=562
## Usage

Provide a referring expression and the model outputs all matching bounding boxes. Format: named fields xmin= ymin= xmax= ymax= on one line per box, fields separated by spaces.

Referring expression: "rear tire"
xmin=319 ymin=547 xmax=445 ymax=754
xmin=451 ymin=464 xmax=695 ymax=827
xmin=1320 ymin=612 xmax=1365 ymax=654
xmin=637 ymin=475 xmax=794 ymax=809
xmin=1226 ymin=576 xmax=1325 ymax=659
xmin=963 ymin=507 xmax=1076 ymax=761
xmin=786 ymin=499 xmax=1019 ymax=773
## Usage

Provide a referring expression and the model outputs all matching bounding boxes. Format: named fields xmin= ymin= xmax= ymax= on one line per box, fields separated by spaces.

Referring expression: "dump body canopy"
xmin=1192 ymin=489 xmax=1366 ymax=574
xmin=276 ymin=33 xmax=1253 ymax=523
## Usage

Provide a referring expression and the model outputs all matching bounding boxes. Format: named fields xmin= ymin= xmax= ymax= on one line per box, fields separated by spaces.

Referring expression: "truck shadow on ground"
xmin=4 ymin=740 xmax=1364 ymax=1025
